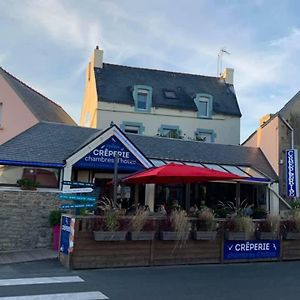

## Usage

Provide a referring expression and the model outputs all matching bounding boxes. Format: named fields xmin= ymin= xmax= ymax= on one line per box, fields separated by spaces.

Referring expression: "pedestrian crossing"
xmin=0 ymin=275 xmax=109 ymax=299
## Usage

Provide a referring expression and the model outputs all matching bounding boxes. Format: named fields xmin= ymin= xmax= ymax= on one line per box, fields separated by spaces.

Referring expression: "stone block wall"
xmin=0 ymin=190 xmax=60 ymax=251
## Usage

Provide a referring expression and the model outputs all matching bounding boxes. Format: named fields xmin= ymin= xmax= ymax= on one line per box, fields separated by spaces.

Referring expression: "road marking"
xmin=0 ymin=291 xmax=109 ymax=299
xmin=0 ymin=276 xmax=84 ymax=286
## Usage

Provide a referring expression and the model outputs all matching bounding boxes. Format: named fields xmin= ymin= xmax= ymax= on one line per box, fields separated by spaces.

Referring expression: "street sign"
xmin=58 ymin=194 xmax=97 ymax=201
xmin=60 ymin=203 xmax=95 ymax=209
xmin=62 ymin=181 xmax=95 ymax=188
xmin=62 ymin=188 xmax=93 ymax=194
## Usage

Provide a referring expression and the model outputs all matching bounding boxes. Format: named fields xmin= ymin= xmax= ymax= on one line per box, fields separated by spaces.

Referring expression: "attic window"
xmin=132 ymin=85 xmax=152 ymax=112
xmin=194 ymin=93 xmax=213 ymax=118
xmin=164 ymin=90 xmax=177 ymax=99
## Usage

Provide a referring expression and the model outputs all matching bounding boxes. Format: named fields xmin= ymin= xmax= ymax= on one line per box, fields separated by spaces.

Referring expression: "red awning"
xmin=121 ymin=163 xmax=243 ymax=185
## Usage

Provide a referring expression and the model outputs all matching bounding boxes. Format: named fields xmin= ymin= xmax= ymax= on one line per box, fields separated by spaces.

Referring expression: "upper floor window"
xmin=120 ymin=121 xmax=145 ymax=135
xmin=158 ymin=125 xmax=182 ymax=139
xmin=195 ymin=128 xmax=216 ymax=143
xmin=132 ymin=85 xmax=152 ymax=112
xmin=194 ymin=94 xmax=213 ymax=118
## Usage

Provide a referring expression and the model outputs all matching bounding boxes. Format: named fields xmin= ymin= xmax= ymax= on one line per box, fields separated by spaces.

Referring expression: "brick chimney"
xmin=221 ymin=68 xmax=234 ymax=85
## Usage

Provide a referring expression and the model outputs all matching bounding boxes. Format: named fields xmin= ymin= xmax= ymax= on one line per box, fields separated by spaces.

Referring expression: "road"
xmin=0 ymin=259 xmax=300 ymax=299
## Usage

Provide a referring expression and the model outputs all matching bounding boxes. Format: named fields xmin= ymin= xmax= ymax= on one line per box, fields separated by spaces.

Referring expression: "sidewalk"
xmin=0 ymin=248 xmax=58 ymax=265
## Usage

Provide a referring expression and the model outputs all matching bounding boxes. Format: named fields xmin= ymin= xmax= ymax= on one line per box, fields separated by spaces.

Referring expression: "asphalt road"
xmin=1 ymin=259 xmax=300 ymax=299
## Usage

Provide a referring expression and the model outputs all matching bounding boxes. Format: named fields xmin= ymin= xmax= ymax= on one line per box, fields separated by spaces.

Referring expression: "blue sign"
xmin=224 ymin=240 xmax=280 ymax=260
xmin=74 ymin=136 xmax=145 ymax=172
xmin=286 ymin=149 xmax=299 ymax=198
xmin=60 ymin=203 xmax=95 ymax=209
xmin=58 ymin=194 xmax=96 ymax=201
xmin=62 ymin=181 xmax=95 ymax=188
xmin=60 ymin=216 xmax=71 ymax=254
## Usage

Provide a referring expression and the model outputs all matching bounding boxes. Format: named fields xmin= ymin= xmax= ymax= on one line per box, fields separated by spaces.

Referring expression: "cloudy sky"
xmin=1 ymin=0 xmax=300 ymax=142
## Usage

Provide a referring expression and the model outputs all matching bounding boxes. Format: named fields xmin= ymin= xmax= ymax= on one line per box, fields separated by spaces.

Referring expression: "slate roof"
xmin=94 ymin=63 xmax=241 ymax=117
xmin=0 ymin=67 xmax=76 ymax=125
xmin=0 ymin=122 xmax=276 ymax=180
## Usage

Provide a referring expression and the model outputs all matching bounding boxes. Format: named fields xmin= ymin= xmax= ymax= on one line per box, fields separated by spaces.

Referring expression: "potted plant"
xmin=49 ymin=210 xmax=63 ymax=251
xmin=193 ymin=207 xmax=217 ymax=240
xmin=130 ymin=208 xmax=156 ymax=241
xmin=93 ymin=197 xmax=129 ymax=241
xmin=160 ymin=210 xmax=191 ymax=241
xmin=256 ymin=214 xmax=280 ymax=240
xmin=17 ymin=178 xmax=38 ymax=190
xmin=282 ymin=210 xmax=300 ymax=240
xmin=225 ymin=215 xmax=254 ymax=240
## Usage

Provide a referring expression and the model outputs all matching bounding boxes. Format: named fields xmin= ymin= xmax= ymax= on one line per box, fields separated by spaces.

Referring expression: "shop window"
xmin=132 ymin=85 xmax=152 ymax=112
xmin=195 ymin=129 xmax=216 ymax=143
xmin=120 ymin=121 xmax=145 ymax=134
xmin=194 ymin=94 xmax=213 ymax=118
xmin=158 ymin=125 xmax=182 ymax=139
xmin=0 ymin=165 xmax=59 ymax=188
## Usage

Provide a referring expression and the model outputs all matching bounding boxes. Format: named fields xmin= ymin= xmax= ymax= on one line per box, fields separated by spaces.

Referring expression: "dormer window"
xmin=194 ymin=93 xmax=213 ymax=118
xmin=164 ymin=90 xmax=177 ymax=99
xmin=132 ymin=85 xmax=152 ymax=112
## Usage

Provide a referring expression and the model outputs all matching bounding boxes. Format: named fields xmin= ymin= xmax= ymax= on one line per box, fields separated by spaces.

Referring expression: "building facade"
xmin=243 ymin=91 xmax=300 ymax=201
xmin=0 ymin=67 xmax=76 ymax=144
xmin=80 ymin=47 xmax=241 ymax=145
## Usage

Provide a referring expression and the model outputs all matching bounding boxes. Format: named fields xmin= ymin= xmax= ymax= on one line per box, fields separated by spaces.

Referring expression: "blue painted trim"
xmin=241 ymin=177 xmax=271 ymax=183
xmin=195 ymin=128 xmax=216 ymax=143
xmin=158 ymin=124 xmax=181 ymax=138
xmin=0 ymin=160 xmax=64 ymax=168
xmin=194 ymin=93 xmax=213 ymax=118
xmin=132 ymin=85 xmax=152 ymax=113
xmin=120 ymin=121 xmax=145 ymax=134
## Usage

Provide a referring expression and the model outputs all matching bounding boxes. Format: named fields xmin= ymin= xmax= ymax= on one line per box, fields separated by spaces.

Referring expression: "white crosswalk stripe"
xmin=0 ymin=276 xmax=84 ymax=286
xmin=0 ymin=291 xmax=109 ymax=299
xmin=0 ymin=276 xmax=109 ymax=299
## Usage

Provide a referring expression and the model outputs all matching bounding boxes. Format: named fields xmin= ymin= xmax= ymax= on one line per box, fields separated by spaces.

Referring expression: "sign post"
xmin=286 ymin=149 xmax=299 ymax=198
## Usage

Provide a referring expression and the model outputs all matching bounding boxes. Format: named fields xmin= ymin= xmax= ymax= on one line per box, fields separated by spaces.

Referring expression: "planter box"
xmin=225 ymin=232 xmax=251 ymax=240
xmin=193 ymin=231 xmax=217 ymax=240
xmin=160 ymin=231 xmax=190 ymax=241
xmin=93 ymin=231 xmax=127 ymax=241
xmin=130 ymin=231 xmax=156 ymax=241
xmin=256 ymin=232 xmax=279 ymax=240
xmin=284 ymin=232 xmax=300 ymax=240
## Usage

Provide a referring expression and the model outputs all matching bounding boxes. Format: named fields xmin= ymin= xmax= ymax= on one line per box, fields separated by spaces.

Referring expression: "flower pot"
xmin=225 ymin=231 xmax=251 ymax=240
xmin=130 ymin=231 xmax=156 ymax=241
xmin=93 ymin=231 xmax=127 ymax=241
xmin=160 ymin=231 xmax=190 ymax=241
xmin=52 ymin=225 xmax=61 ymax=251
xmin=283 ymin=232 xmax=300 ymax=240
xmin=193 ymin=231 xmax=217 ymax=240
xmin=256 ymin=232 xmax=279 ymax=240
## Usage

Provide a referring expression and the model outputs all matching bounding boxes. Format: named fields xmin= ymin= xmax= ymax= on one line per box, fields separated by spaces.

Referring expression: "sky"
xmin=1 ymin=0 xmax=300 ymax=143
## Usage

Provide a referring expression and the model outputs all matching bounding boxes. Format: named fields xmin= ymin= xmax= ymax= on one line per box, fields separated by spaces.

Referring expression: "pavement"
xmin=0 ymin=248 xmax=58 ymax=265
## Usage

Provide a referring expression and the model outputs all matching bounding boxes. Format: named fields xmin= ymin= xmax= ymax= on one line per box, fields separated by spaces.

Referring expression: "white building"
xmin=80 ymin=47 xmax=241 ymax=145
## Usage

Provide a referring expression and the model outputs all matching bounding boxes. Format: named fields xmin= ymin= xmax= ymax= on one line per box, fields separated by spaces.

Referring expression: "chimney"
xmin=91 ymin=45 xmax=103 ymax=68
xmin=221 ymin=68 xmax=234 ymax=85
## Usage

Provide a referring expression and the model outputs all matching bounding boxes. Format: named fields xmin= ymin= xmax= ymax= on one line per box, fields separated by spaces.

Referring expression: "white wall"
xmin=97 ymin=102 xmax=240 ymax=145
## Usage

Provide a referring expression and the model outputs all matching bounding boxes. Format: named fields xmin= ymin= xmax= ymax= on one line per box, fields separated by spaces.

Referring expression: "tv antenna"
xmin=217 ymin=48 xmax=230 ymax=77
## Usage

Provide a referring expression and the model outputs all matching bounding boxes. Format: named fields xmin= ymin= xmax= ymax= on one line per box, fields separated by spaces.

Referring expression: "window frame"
xmin=132 ymin=85 xmax=152 ymax=112
xmin=195 ymin=128 xmax=216 ymax=143
xmin=194 ymin=93 xmax=213 ymax=118
xmin=158 ymin=124 xmax=182 ymax=139
xmin=120 ymin=121 xmax=145 ymax=135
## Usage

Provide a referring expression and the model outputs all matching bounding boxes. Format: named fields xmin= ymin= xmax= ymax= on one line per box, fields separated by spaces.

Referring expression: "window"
xmin=194 ymin=94 xmax=213 ymax=118
xmin=158 ymin=125 xmax=182 ymax=139
xmin=132 ymin=85 xmax=152 ymax=112
xmin=120 ymin=121 xmax=145 ymax=134
xmin=164 ymin=90 xmax=177 ymax=99
xmin=195 ymin=129 xmax=216 ymax=143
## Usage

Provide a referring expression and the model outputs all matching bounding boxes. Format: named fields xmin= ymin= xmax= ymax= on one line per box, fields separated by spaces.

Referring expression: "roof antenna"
xmin=217 ymin=48 xmax=230 ymax=77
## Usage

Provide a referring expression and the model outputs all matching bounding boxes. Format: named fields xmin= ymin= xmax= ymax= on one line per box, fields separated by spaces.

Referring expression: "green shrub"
xmin=49 ymin=210 xmax=63 ymax=227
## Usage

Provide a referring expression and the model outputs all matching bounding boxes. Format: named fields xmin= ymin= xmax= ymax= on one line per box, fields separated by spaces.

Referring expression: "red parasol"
xmin=121 ymin=163 xmax=243 ymax=185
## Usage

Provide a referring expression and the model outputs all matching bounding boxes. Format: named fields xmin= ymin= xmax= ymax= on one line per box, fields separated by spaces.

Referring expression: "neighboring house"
xmin=243 ymin=91 xmax=300 ymax=201
xmin=0 ymin=67 xmax=76 ymax=144
xmin=80 ymin=47 xmax=241 ymax=145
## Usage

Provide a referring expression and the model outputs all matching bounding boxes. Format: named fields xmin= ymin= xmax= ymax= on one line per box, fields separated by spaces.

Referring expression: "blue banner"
xmin=286 ymin=149 xmax=299 ymax=198
xmin=224 ymin=240 xmax=280 ymax=260
xmin=74 ymin=136 xmax=144 ymax=172
xmin=60 ymin=216 xmax=71 ymax=254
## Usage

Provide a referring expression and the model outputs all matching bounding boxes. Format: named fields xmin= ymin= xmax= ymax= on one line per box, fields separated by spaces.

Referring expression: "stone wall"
xmin=0 ymin=190 xmax=60 ymax=251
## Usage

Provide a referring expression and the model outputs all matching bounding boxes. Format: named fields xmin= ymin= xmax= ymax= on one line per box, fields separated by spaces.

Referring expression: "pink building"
xmin=0 ymin=67 xmax=76 ymax=144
